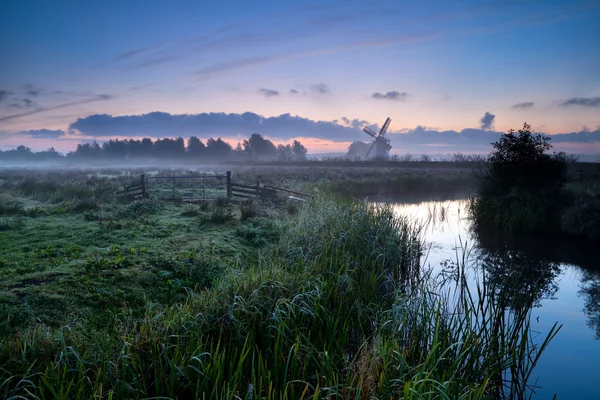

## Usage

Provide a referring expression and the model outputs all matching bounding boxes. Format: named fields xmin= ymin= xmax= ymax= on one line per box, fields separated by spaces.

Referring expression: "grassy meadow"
xmin=0 ymin=165 xmax=561 ymax=399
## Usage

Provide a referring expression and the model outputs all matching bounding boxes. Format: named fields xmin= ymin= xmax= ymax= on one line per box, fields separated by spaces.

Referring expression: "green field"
xmin=0 ymin=166 xmax=561 ymax=399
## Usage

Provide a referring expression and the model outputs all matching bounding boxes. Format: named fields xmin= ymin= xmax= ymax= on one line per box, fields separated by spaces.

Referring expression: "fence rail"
xmin=116 ymin=171 xmax=311 ymax=202
xmin=263 ymin=185 xmax=312 ymax=199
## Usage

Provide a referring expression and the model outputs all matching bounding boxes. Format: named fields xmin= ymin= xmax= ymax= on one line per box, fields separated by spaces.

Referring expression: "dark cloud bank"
xmin=60 ymin=111 xmax=600 ymax=153
xmin=68 ymin=111 xmax=363 ymax=141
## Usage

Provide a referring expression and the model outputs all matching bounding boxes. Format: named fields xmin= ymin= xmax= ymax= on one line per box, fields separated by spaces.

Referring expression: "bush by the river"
xmin=470 ymin=122 xmax=600 ymax=241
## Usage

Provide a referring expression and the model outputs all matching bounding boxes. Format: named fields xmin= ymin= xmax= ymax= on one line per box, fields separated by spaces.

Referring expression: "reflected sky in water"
xmin=390 ymin=199 xmax=600 ymax=399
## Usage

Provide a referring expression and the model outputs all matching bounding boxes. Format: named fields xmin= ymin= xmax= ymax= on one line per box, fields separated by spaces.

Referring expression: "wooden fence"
xmin=116 ymin=174 xmax=147 ymax=201
xmin=117 ymin=171 xmax=311 ymax=202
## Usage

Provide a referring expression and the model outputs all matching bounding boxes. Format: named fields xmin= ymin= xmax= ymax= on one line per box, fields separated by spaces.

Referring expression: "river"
xmin=391 ymin=199 xmax=600 ymax=399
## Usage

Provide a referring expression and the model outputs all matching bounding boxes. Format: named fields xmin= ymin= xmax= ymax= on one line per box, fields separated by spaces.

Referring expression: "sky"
xmin=1 ymin=0 xmax=599 ymax=154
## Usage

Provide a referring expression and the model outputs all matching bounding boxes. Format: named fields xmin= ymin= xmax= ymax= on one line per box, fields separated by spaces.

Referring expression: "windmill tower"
xmin=362 ymin=117 xmax=392 ymax=158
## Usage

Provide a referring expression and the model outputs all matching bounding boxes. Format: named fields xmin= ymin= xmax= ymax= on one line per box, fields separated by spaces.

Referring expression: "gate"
xmin=145 ymin=172 xmax=230 ymax=201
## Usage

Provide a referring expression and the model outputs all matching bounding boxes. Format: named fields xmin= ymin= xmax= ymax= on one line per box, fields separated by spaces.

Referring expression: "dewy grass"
xmin=0 ymin=197 xmax=559 ymax=399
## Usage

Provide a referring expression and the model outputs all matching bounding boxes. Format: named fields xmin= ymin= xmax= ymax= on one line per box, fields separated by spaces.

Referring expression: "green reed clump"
xmin=201 ymin=205 xmax=234 ymax=224
xmin=119 ymin=198 xmax=164 ymax=218
xmin=284 ymin=199 xmax=422 ymax=290
xmin=240 ymin=199 xmax=256 ymax=220
xmin=236 ymin=217 xmax=280 ymax=247
xmin=180 ymin=204 xmax=202 ymax=217
xmin=0 ymin=199 xmax=559 ymax=399
xmin=0 ymin=194 xmax=22 ymax=215
xmin=559 ymin=195 xmax=600 ymax=241
xmin=0 ymin=216 xmax=25 ymax=231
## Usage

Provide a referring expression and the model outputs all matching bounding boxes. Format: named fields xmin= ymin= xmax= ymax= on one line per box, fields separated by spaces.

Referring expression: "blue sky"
xmin=0 ymin=0 xmax=599 ymax=153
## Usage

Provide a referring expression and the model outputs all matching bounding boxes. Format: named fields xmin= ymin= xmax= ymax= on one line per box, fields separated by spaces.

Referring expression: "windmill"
xmin=362 ymin=117 xmax=392 ymax=158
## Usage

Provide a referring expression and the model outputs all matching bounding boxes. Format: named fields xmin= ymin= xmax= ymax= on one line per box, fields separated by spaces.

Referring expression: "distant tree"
xmin=74 ymin=141 xmax=102 ymax=157
xmin=451 ymin=153 xmax=467 ymax=162
xmin=347 ymin=141 xmax=369 ymax=158
xmin=0 ymin=145 xmax=65 ymax=162
xmin=187 ymin=136 xmax=206 ymax=157
xmin=154 ymin=137 xmax=185 ymax=158
xmin=102 ymin=139 xmax=128 ymax=158
xmin=243 ymin=133 xmax=277 ymax=159
xmin=277 ymin=144 xmax=293 ymax=161
xmin=400 ymin=153 xmax=413 ymax=162
xmin=35 ymin=147 xmax=61 ymax=160
xmin=206 ymin=137 xmax=232 ymax=158
xmin=128 ymin=139 xmax=141 ymax=157
xmin=292 ymin=140 xmax=307 ymax=161
xmin=140 ymin=138 xmax=154 ymax=157
xmin=16 ymin=145 xmax=31 ymax=153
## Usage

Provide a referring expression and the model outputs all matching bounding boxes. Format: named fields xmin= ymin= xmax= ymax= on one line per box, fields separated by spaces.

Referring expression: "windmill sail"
xmin=363 ymin=126 xmax=377 ymax=137
xmin=365 ymin=140 xmax=377 ymax=158
xmin=379 ymin=117 xmax=391 ymax=136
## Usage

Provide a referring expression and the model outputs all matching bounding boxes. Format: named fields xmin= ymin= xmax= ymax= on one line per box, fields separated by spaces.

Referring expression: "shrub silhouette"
xmin=483 ymin=122 xmax=566 ymax=195
xmin=472 ymin=122 xmax=567 ymax=231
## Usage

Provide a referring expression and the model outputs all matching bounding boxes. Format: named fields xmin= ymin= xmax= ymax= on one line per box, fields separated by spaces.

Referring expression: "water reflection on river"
xmin=389 ymin=199 xmax=600 ymax=399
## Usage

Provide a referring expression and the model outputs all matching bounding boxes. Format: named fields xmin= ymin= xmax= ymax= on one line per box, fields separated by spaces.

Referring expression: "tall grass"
xmin=0 ymin=199 xmax=559 ymax=399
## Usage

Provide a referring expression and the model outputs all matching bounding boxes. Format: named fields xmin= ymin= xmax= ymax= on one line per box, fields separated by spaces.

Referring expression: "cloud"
xmin=551 ymin=129 xmax=600 ymax=143
xmin=195 ymin=56 xmax=274 ymax=80
xmin=68 ymin=111 xmax=367 ymax=142
xmin=0 ymin=95 xmax=112 ymax=123
xmin=559 ymin=97 xmax=600 ymax=108
xmin=22 ymin=98 xmax=36 ymax=107
xmin=340 ymin=117 xmax=375 ymax=130
xmin=479 ymin=111 xmax=495 ymax=130
xmin=372 ymin=91 xmax=408 ymax=101
xmin=0 ymin=90 xmax=13 ymax=103
xmin=115 ymin=47 xmax=151 ymax=61
xmin=512 ymin=102 xmax=534 ymax=109
xmin=132 ymin=56 xmax=179 ymax=69
xmin=191 ymin=31 xmax=436 ymax=80
xmin=310 ymin=83 xmax=330 ymax=95
xmin=5 ymin=98 xmax=37 ymax=109
xmin=258 ymin=88 xmax=280 ymax=97
xmin=19 ymin=129 xmax=65 ymax=139
xmin=290 ymin=89 xmax=299 ymax=95
xmin=389 ymin=126 xmax=600 ymax=154
xmin=22 ymin=84 xmax=44 ymax=97
xmin=129 ymin=84 xmax=155 ymax=91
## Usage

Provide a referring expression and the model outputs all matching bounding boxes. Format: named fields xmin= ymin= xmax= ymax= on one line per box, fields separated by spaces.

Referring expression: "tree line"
xmin=0 ymin=134 xmax=308 ymax=162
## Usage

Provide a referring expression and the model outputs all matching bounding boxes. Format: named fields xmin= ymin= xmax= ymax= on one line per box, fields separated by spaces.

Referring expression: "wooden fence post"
xmin=140 ymin=174 xmax=146 ymax=198
xmin=226 ymin=171 xmax=232 ymax=199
